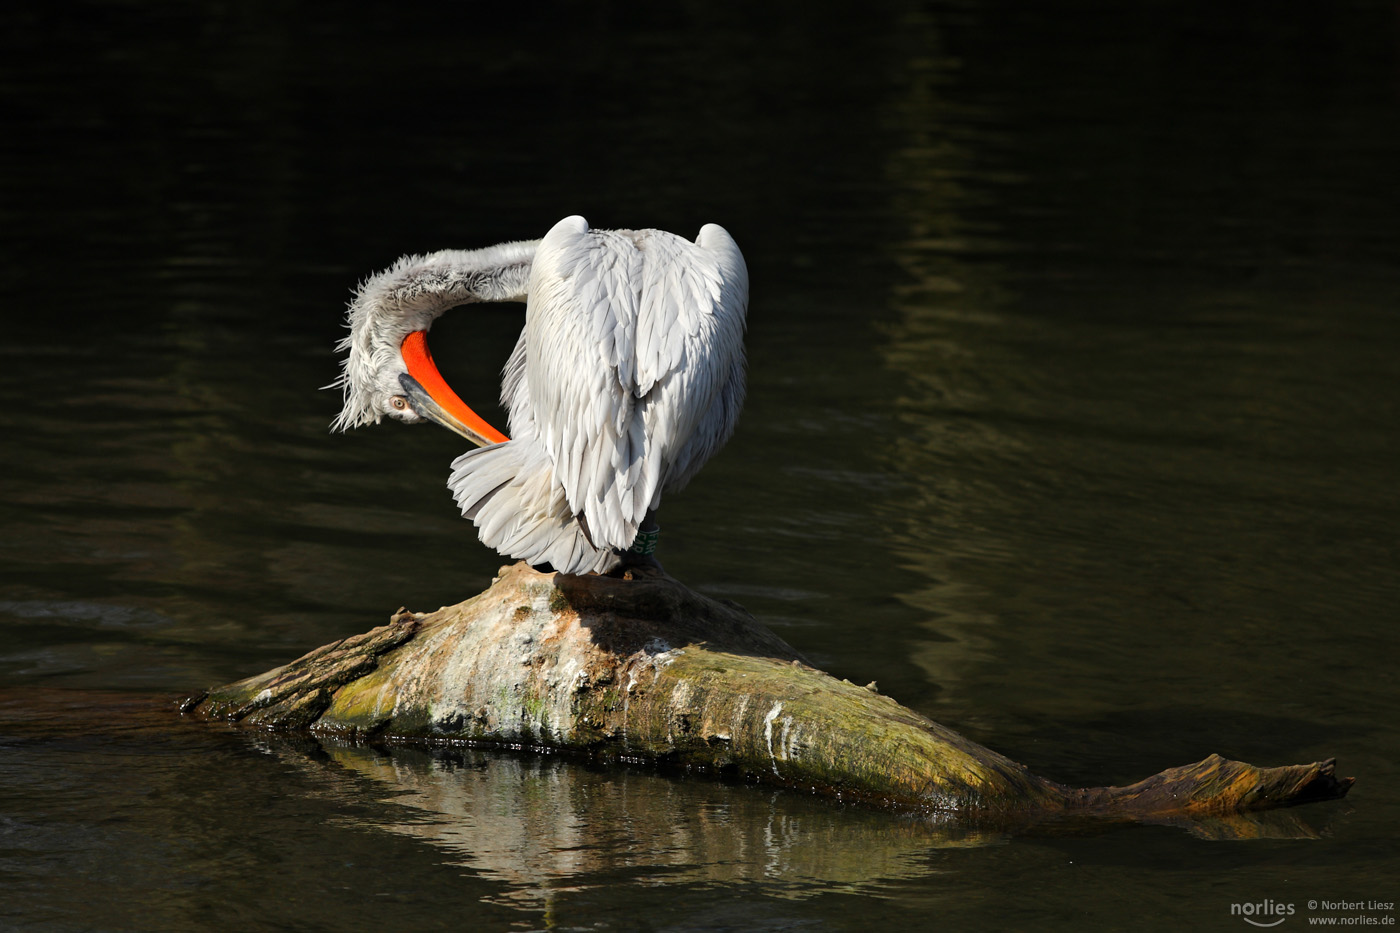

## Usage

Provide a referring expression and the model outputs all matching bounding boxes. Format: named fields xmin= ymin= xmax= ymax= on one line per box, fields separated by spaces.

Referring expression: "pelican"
xmin=331 ymin=215 xmax=749 ymax=575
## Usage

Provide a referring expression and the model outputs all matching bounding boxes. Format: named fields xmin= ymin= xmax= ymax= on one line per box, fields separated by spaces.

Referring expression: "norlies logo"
xmin=1231 ymin=900 xmax=1296 ymax=927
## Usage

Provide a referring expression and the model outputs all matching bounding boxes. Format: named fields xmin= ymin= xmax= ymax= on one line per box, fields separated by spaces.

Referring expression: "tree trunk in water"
xmin=182 ymin=562 xmax=1351 ymax=820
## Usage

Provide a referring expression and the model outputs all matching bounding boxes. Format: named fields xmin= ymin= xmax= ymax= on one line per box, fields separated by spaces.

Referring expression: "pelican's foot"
xmin=611 ymin=549 xmax=665 ymax=580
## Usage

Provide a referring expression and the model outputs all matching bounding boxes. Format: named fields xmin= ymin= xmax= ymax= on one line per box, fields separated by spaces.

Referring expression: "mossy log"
xmin=182 ymin=562 xmax=1352 ymax=819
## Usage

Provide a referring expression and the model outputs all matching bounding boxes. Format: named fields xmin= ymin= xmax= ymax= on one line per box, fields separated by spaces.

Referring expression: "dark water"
xmin=3 ymin=2 xmax=1398 ymax=929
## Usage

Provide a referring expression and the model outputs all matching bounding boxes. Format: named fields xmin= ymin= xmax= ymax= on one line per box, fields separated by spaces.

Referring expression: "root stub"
xmin=183 ymin=563 xmax=1353 ymax=822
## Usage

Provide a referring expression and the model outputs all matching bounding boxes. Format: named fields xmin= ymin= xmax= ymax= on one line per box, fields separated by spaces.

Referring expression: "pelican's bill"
xmin=399 ymin=373 xmax=504 ymax=448
xmin=398 ymin=329 xmax=509 ymax=448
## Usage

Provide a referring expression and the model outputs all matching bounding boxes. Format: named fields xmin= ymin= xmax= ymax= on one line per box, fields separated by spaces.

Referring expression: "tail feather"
xmin=448 ymin=441 xmax=620 ymax=575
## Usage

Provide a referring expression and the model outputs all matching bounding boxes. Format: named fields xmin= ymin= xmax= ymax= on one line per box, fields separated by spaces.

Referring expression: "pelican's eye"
xmin=390 ymin=396 xmax=409 ymax=411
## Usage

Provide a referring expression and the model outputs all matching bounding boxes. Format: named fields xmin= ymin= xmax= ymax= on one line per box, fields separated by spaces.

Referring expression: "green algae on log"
xmin=182 ymin=562 xmax=1353 ymax=818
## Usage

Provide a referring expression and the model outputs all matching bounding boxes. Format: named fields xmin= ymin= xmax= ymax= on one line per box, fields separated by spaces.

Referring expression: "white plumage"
xmin=332 ymin=215 xmax=749 ymax=575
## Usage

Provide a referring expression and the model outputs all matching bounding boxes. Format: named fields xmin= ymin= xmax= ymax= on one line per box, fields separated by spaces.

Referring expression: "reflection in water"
xmin=264 ymin=733 xmax=1339 ymax=911
xmin=0 ymin=688 xmax=1353 ymax=933
xmin=875 ymin=8 xmax=1025 ymax=697
xmin=285 ymin=738 xmax=999 ymax=906
xmin=0 ymin=688 xmax=1348 ymax=932
xmin=866 ymin=5 xmax=1400 ymax=802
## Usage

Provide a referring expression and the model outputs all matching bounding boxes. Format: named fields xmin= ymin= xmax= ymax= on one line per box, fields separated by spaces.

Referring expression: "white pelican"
xmin=331 ymin=215 xmax=749 ymax=575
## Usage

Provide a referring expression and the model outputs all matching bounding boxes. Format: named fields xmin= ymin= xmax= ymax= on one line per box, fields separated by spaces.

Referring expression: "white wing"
xmin=524 ymin=215 xmax=748 ymax=550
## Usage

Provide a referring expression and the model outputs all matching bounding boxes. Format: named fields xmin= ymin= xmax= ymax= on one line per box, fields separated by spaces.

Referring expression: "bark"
xmin=182 ymin=561 xmax=1352 ymax=820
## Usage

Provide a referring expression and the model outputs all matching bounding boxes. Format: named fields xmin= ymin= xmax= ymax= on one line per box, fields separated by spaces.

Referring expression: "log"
xmin=181 ymin=561 xmax=1352 ymax=821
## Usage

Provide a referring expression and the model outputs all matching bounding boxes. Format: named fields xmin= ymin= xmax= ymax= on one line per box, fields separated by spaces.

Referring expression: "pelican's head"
xmin=330 ymin=275 xmax=508 ymax=447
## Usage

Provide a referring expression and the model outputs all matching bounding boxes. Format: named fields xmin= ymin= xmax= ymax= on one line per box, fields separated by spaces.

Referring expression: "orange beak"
xmin=398 ymin=330 xmax=509 ymax=447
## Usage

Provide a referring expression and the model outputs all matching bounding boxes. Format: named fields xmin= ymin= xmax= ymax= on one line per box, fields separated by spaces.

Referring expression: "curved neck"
xmin=354 ymin=239 xmax=538 ymax=327
xmin=331 ymin=238 xmax=539 ymax=431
